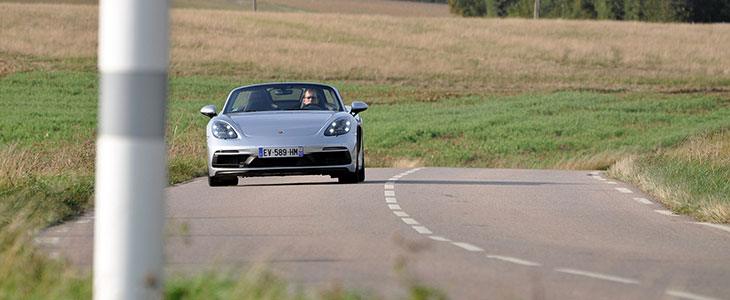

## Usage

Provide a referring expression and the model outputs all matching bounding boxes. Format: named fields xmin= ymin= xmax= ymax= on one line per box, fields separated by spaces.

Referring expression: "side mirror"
xmin=200 ymin=105 xmax=217 ymax=118
xmin=350 ymin=101 xmax=368 ymax=116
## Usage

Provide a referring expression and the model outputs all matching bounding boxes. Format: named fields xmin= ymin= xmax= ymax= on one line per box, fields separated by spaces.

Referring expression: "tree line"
xmin=448 ymin=0 xmax=730 ymax=22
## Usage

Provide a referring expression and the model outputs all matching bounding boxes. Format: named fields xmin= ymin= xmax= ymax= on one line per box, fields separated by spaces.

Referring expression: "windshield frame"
xmin=221 ymin=83 xmax=345 ymax=114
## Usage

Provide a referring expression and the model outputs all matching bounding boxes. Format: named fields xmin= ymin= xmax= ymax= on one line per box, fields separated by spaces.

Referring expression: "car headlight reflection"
xmin=211 ymin=121 xmax=238 ymax=139
xmin=324 ymin=117 xmax=351 ymax=136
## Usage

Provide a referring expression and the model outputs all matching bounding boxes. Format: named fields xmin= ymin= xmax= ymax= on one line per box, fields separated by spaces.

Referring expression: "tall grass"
xmin=1 ymin=3 xmax=729 ymax=90
xmin=609 ymin=130 xmax=730 ymax=223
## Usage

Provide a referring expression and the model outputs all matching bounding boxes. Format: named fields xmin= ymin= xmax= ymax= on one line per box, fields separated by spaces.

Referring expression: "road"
xmin=37 ymin=168 xmax=730 ymax=299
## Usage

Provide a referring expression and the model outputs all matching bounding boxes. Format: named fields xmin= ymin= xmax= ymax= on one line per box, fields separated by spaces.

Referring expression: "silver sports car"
xmin=200 ymin=83 xmax=368 ymax=186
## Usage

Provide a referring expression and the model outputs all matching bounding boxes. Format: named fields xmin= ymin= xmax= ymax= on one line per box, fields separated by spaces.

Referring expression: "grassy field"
xmin=1 ymin=3 xmax=729 ymax=90
xmin=1 ymin=1 xmax=730 ymax=298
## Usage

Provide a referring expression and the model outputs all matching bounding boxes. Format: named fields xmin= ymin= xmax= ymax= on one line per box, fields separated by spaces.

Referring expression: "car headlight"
xmin=211 ymin=120 xmax=238 ymax=139
xmin=324 ymin=117 xmax=352 ymax=136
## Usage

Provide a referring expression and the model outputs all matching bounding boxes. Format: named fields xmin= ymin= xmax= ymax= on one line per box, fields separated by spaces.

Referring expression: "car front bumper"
xmin=206 ymin=134 xmax=357 ymax=178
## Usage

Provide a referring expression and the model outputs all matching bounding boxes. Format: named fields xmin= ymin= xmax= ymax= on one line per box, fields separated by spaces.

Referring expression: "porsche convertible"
xmin=200 ymin=83 xmax=368 ymax=186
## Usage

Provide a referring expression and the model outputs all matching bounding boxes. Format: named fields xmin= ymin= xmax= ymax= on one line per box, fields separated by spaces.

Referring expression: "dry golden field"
xmin=263 ymin=0 xmax=451 ymax=17
xmin=1 ymin=2 xmax=729 ymax=90
xmin=0 ymin=0 xmax=451 ymax=16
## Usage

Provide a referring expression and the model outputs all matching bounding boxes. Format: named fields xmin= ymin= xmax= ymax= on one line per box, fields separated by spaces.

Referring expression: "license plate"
xmin=258 ymin=146 xmax=303 ymax=158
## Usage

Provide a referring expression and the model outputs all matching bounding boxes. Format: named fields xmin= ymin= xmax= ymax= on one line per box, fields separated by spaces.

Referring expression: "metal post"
xmin=95 ymin=0 xmax=168 ymax=299
xmin=534 ymin=0 xmax=540 ymax=19
xmin=253 ymin=0 xmax=257 ymax=11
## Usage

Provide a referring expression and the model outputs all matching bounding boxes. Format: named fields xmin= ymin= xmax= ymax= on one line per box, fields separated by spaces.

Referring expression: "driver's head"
xmin=302 ymin=89 xmax=319 ymax=105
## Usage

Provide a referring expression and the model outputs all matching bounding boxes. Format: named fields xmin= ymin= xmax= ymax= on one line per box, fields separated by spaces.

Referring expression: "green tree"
xmin=595 ymin=0 xmax=625 ymax=19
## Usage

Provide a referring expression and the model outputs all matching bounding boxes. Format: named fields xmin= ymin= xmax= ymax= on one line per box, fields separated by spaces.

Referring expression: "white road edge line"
xmin=402 ymin=218 xmax=419 ymax=225
xmin=452 ymin=242 xmax=484 ymax=252
xmin=486 ymin=255 xmax=542 ymax=267
xmin=616 ymin=187 xmax=633 ymax=193
xmin=555 ymin=268 xmax=640 ymax=285
xmin=633 ymin=197 xmax=653 ymax=204
xmin=385 ymin=197 xmax=397 ymax=203
xmin=393 ymin=211 xmax=409 ymax=217
xmin=607 ymin=181 xmax=618 ymax=184
xmin=412 ymin=226 xmax=432 ymax=234
xmin=666 ymin=290 xmax=721 ymax=300
xmin=428 ymin=236 xmax=450 ymax=242
xmin=655 ymin=210 xmax=680 ymax=217
xmin=692 ymin=222 xmax=730 ymax=234
xmin=388 ymin=204 xmax=402 ymax=210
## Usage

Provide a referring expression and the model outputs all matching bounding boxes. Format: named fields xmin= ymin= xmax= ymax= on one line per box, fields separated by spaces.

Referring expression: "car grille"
xmin=213 ymin=151 xmax=351 ymax=168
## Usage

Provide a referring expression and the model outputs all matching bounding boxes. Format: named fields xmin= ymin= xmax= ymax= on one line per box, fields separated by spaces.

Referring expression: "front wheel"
xmin=356 ymin=140 xmax=365 ymax=182
xmin=338 ymin=136 xmax=364 ymax=184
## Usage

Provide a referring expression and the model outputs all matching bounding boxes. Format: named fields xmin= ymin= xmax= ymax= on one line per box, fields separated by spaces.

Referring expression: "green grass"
xmin=364 ymin=92 xmax=730 ymax=169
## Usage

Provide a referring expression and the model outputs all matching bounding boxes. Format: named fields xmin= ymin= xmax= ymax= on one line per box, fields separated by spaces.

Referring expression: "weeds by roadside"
xmin=609 ymin=130 xmax=730 ymax=223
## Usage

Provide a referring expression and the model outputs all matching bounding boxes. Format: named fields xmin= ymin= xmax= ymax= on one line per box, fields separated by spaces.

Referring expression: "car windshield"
xmin=223 ymin=84 xmax=343 ymax=114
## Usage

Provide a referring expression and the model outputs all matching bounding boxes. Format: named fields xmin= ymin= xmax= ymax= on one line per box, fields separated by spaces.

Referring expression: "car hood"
xmin=225 ymin=111 xmax=339 ymax=137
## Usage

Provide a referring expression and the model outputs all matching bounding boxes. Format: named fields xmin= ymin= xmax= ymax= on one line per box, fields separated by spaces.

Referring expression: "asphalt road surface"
xmin=37 ymin=168 xmax=730 ymax=299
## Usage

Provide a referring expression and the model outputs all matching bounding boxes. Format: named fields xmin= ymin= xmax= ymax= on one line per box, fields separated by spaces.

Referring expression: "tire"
xmin=356 ymin=135 xmax=365 ymax=182
xmin=208 ymin=175 xmax=237 ymax=187
xmin=338 ymin=133 xmax=364 ymax=184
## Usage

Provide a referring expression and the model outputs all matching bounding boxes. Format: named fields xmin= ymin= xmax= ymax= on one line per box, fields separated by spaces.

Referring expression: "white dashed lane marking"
xmin=384 ymin=184 xmax=394 ymax=190
xmin=428 ymin=236 xmax=451 ymax=242
xmin=393 ymin=211 xmax=409 ymax=217
xmin=401 ymin=218 xmax=419 ymax=225
xmin=633 ymin=197 xmax=653 ymax=205
xmin=555 ymin=268 xmax=640 ymax=285
xmin=616 ymin=187 xmax=633 ymax=193
xmin=452 ymin=242 xmax=484 ymax=252
xmin=385 ymin=197 xmax=397 ymax=203
xmin=655 ymin=210 xmax=680 ymax=217
xmin=412 ymin=226 xmax=433 ymax=234
xmin=384 ymin=190 xmax=395 ymax=197
xmin=665 ymin=289 xmax=721 ymax=300
xmin=388 ymin=204 xmax=402 ymax=210
xmin=486 ymin=255 xmax=542 ymax=267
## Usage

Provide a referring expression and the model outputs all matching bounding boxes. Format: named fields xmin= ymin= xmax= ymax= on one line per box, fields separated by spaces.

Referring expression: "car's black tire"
xmin=208 ymin=175 xmax=238 ymax=187
xmin=338 ymin=133 xmax=364 ymax=184
xmin=356 ymin=136 xmax=365 ymax=182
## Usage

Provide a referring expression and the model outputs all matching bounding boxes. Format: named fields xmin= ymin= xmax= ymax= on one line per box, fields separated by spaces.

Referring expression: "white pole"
xmin=95 ymin=0 xmax=168 ymax=299
xmin=534 ymin=0 xmax=540 ymax=19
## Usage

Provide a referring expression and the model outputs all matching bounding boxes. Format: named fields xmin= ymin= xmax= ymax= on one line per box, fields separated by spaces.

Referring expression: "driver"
xmin=300 ymin=88 xmax=323 ymax=110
